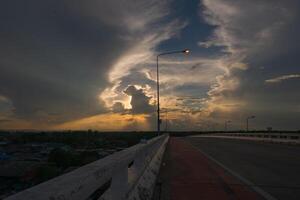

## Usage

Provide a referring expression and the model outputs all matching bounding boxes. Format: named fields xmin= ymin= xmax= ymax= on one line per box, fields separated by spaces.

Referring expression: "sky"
xmin=0 ymin=0 xmax=299 ymax=131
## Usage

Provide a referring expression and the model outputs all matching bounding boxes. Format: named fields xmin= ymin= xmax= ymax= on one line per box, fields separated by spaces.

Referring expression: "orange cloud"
xmin=54 ymin=113 xmax=150 ymax=131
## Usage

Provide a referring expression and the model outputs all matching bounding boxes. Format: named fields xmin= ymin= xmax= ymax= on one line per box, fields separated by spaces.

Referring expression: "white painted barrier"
xmin=191 ymin=133 xmax=300 ymax=144
xmin=5 ymin=135 xmax=169 ymax=200
xmin=216 ymin=132 xmax=300 ymax=140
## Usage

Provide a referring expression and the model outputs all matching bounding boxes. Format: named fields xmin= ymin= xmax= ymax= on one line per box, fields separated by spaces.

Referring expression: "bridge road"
xmin=184 ymin=137 xmax=300 ymax=200
xmin=155 ymin=137 xmax=263 ymax=200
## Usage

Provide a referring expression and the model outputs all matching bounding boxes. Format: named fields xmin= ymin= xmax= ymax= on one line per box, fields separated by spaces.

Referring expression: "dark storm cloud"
xmin=124 ymin=85 xmax=155 ymax=114
xmin=3 ymin=0 xmax=299 ymax=131
xmin=0 ymin=0 xmax=171 ymax=125
xmin=112 ymin=102 xmax=126 ymax=114
xmin=114 ymin=70 xmax=156 ymax=95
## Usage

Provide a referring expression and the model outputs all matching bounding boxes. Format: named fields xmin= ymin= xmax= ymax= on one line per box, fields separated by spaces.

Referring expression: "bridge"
xmin=5 ymin=133 xmax=300 ymax=200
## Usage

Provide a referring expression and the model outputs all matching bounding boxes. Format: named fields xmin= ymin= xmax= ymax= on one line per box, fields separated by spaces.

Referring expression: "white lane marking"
xmin=188 ymin=141 xmax=278 ymax=200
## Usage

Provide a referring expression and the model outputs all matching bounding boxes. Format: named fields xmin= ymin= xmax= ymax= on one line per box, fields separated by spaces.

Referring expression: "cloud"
xmin=199 ymin=0 xmax=300 ymax=129
xmin=0 ymin=0 xmax=184 ymax=129
xmin=0 ymin=95 xmax=14 ymax=120
xmin=112 ymin=102 xmax=126 ymax=113
xmin=265 ymin=74 xmax=300 ymax=83
xmin=123 ymin=85 xmax=155 ymax=114
xmin=2 ymin=0 xmax=299 ymax=130
xmin=100 ymin=19 xmax=187 ymax=109
xmin=0 ymin=95 xmax=9 ymax=103
xmin=54 ymin=113 xmax=150 ymax=131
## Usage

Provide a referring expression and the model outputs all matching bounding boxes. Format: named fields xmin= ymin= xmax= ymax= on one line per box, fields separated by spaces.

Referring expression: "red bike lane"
xmin=157 ymin=137 xmax=263 ymax=200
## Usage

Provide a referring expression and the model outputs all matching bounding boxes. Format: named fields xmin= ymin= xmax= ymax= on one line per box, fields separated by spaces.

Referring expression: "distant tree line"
xmin=0 ymin=131 xmax=157 ymax=148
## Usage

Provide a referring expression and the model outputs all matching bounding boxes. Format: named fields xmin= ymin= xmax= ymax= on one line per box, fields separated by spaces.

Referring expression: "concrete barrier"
xmin=191 ymin=133 xmax=300 ymax=145
xmin=5 ymin=135 xmax=169 ymax=200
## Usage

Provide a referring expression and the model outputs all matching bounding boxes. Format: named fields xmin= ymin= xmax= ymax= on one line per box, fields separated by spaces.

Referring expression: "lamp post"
xmin=224 ymin=120 xmax=231 ymax=132
xmin=246 ymin=115 xmax=255 ymax=132
xmin=165 ymin=109 xmax=168 ymax=132
xmin=156 ymin=49 xmax=190 ymax=136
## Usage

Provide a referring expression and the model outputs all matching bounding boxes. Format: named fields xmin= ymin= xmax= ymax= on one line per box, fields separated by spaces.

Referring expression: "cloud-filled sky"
xmin=0 ymin=0 xmax=299 ymax=131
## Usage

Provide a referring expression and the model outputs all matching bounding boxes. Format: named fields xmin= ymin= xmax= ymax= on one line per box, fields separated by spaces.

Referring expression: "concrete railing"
xmin=193 ymin=132 xmax=300 ymax=145
xmin=215 ymin=132 xmax=300 ymax=140
xmin=5 ymin=135 xmax=169 ymax=200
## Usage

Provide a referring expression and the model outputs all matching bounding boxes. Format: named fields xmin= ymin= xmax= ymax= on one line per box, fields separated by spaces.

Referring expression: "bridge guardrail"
xmin=5 ymin=134 xmax=169 ymax=200
xmin=194 ymin=132 xmax=300 ymax=145
xmin=217 ymin=132 xmax=300 ymax=140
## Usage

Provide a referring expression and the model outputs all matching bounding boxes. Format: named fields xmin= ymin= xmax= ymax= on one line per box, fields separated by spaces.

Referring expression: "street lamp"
xmin=246 ymin=115 xmax=255 ymax=132
xmin=224 ymin=120 xmax=231 ymax=132
xmin=156 ymin=49 xmax=190 ymax=135
xmin=165 ymin=109 xmax=168 ymax=132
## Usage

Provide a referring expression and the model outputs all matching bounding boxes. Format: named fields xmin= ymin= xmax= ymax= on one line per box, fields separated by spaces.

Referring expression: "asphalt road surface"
xmin=185 ymin=137 xmax=300 ymax=200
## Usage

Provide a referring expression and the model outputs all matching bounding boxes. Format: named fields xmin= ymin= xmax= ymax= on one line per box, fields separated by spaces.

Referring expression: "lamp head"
xmin=182 ymin=49 xmax=190 ymax=54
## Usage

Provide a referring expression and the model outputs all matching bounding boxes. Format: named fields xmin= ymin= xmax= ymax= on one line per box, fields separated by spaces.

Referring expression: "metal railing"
xmin=5 ymin=135 xmax=169 ymax=200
